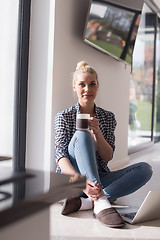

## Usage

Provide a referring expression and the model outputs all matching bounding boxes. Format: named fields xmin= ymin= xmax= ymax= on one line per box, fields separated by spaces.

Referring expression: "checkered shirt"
xmin=54 ymin=103 xmax=117 ymax=173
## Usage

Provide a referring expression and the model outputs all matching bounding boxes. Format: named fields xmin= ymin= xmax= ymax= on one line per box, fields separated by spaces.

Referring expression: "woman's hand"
xmin=89 ymin=117 xmax=113 ymax=162
xmin=83 ymin=180 xmax=101 ymax=201
xmin=89 ymin=117 xmax=101 ymax=137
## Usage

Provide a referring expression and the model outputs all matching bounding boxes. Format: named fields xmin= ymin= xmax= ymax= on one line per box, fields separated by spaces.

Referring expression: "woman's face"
xmin=73 ymin=72 xmax=99 ymax=106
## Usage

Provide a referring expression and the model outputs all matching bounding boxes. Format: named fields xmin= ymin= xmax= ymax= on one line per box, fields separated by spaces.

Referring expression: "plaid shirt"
xmin=54 ymin=103 xmax=117 ymax=173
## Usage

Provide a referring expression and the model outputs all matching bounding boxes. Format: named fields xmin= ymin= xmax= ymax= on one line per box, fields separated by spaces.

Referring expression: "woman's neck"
xmin=79 ymin=103 xmax=95 ymax=117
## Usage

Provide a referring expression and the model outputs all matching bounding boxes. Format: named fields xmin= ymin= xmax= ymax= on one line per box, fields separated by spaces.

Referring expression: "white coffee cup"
xmin=76 ymin=114 xmax=90 ymax=130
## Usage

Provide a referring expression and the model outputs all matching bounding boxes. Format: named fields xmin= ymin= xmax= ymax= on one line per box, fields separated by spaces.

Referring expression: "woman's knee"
xmin=76 ymin=130 xmax=93 ymax=144
xmin=137 ymin=162 xmax=153 ymax=182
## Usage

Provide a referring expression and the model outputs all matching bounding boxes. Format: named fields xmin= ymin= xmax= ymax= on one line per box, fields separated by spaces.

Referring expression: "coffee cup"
xmin=76 ymin=114 xmax=90 ymax=130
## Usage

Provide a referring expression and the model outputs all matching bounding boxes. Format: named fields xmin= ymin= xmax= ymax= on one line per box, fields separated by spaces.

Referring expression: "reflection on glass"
xmin=128 ymin=4 xmax=155 ymax=147
xmin=84 ymin=0 xmax=141 ymax=64
xmin=0 ymin=1 xmax=19 ymax=167
xmin=154 ymin=22 xmax=160 ymax=141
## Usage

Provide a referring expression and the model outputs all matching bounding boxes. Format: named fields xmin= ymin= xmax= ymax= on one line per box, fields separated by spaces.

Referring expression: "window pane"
xmin=0 ymin=1 xmax=19 ymax=166
xmin=128 ymin=4 xmax=155 ymax=147
xmin=154 ymin=21 xmax=160 ymax=141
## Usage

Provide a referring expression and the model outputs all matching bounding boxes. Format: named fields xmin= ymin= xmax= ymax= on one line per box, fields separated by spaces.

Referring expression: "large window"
xmin=0 ymin=1 xmax=19 ymax=167
xmin=154 ymin=20 xmax=160 ymax=142
xmin=0 ymin=0 xmax=31 ymax=172
xmin=128 ymin=3 xmax=159 ymax=150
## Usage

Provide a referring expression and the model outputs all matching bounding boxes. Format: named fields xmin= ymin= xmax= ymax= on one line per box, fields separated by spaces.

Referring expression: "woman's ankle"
xmin=93 ymin=196 xmax=112 ymax=214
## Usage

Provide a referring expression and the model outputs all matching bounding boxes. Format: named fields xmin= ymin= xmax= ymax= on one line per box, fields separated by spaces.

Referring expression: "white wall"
xmin=52 ymin=0 xmax=131 ymax=169
xmin=26 ymin=0 xmax=132 ymax=171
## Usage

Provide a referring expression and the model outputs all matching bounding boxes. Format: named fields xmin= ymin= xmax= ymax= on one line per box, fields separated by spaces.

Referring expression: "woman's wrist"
xmin=70 ymin=172 xmax=82 ymax=183
xmin=94 ymin=130 xmax=102 ymax=140
xmin=73 ymin=172 xmax=81 ymax=177
xmin=95 ymin=130 xmax=101 ymax=136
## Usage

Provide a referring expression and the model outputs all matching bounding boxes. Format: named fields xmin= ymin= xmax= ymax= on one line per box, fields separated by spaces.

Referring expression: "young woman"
xmin=54 ymin=61 xmax=152 ymax=228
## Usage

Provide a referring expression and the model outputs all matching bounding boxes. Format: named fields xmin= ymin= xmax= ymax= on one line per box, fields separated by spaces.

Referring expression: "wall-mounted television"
xmin=83 ymin=0 xmax=144 ymax=65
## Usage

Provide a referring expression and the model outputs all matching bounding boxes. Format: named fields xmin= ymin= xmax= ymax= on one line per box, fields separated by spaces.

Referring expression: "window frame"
xmin=13 ymin=0 xmax=31 ymax=172
xmin=128 ymin=0 xmax=160 ymax=155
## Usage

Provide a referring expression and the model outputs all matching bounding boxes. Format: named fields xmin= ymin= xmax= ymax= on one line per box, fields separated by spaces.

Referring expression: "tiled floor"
xmin=50 ymin=142 xmax=160 ymax=240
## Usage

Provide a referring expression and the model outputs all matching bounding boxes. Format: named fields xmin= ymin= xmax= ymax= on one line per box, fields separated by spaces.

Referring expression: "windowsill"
xmin=129 ymin=141 xmax=160 ymax=160
xmin=128 ymin=141 xmax=154 ymax=156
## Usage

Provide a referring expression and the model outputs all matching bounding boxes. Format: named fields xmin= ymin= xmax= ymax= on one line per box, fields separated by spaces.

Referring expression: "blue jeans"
xmin=68 ymin=130 xmax=153 ymax=202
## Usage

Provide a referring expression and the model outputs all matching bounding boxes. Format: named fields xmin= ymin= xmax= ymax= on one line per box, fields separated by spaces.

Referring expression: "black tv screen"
xmin=84 ymin=0 xmax=142 ymax=65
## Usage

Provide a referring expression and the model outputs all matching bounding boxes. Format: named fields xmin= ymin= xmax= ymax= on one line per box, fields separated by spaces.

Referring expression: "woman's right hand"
xmin=83 ymin=180 xmax=101 ymax=201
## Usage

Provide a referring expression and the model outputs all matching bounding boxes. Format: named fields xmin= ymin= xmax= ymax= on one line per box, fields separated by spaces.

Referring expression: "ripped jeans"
xmin=68 ymin=130 xmax=153 ymax=202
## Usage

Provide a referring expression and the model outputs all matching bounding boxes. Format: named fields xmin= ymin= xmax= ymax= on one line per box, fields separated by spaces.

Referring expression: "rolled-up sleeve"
xmin=54 ymin=113 xmax=70 ymax=163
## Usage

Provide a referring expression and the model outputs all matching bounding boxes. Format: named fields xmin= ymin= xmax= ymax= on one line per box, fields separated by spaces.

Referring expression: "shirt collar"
xmin=75 ymin=103 xmax=81 ymax=114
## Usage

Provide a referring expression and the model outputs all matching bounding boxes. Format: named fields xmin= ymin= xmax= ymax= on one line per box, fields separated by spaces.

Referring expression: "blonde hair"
xmin=73 ymin=60 xmax=98 ymax=84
